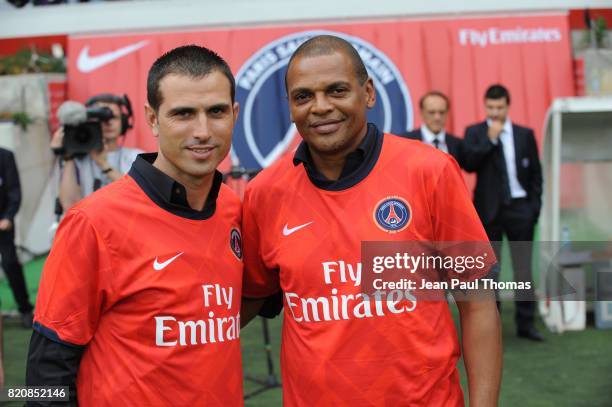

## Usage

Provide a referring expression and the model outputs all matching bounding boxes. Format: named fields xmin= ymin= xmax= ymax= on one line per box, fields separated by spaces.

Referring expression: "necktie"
xmin=497 ymin=136 xmax=512 ymax=206
xmin=433 ymin=138 xmax=440 ymax=149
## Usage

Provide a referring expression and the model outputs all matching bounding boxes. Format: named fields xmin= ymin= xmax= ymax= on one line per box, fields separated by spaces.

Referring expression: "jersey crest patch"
xmin=373 ymin=196 xmax=412 ymax=233
xmin=230 ymin=228 xmax=243 ymax=260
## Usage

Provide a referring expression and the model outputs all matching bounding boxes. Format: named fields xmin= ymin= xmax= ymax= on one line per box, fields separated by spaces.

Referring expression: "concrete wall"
xmin=0 ymin=74 xmax=58 ymax=257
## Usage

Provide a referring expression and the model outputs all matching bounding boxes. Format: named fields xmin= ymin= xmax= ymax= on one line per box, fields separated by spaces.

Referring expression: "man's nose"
xmin=311 ymin=93 xmax=333 ymax=115
xmin=193 ymin=113 xmax=211 ymax=139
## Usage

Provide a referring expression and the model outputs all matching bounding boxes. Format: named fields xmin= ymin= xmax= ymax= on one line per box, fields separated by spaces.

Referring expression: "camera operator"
xmin=50 ymin=94 xmax=143 ymax=210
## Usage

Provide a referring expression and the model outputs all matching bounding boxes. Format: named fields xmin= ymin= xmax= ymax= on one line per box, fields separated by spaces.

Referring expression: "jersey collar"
xmin=292 ymin=122 xmax=383 ymax=191
xmin=128 ymin=153 xmax=222 ymax=220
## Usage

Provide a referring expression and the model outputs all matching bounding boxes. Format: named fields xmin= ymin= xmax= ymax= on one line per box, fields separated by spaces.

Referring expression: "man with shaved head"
xmin=284 ymin=34 xmax=369 ymax=88
xmin=241 ymin=35 xmax=502 ymax=406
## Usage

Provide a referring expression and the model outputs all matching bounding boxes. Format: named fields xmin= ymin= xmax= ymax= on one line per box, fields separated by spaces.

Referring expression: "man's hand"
xmin=240 ymin=298 xmax=266 ymax=328
xmin=487 ymin=120 xmax=504 ymax=141
xmin=91 ymin=143 xmax=122 ymax=181
xmin=90 ymin=147 xmax=109 ymax=170
xmin=50 ymin=127 xmax=64 ymax=150
xmin=0 ymin=219 xmax=13 ymax=231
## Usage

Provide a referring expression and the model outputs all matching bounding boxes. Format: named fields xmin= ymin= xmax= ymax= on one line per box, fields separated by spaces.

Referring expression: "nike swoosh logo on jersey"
xmin=282 ymin=221 xmax=313 ymax=236
xmin=77 ymin=40 xmax=149 ymax=73
xmin=153 ymin=252 xmax=184 ymax=271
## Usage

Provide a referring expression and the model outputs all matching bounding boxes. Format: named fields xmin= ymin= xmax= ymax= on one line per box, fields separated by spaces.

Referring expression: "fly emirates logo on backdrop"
xmin=284 ymin=260 xmax=418 ymax=323
xmin=155 ymin=284 xmax=240 ymax=347
xmin=458 ymin=27 xmax=562 ymax=47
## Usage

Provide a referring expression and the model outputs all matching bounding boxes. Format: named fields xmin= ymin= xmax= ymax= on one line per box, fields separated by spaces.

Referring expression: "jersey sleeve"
xmin=430 ymin=158 xmax=496 ymax=281
xmin=241 ymin=186 xmax=281 ymax=299
xmin=34 ymin=209 xmax=114 ymax=346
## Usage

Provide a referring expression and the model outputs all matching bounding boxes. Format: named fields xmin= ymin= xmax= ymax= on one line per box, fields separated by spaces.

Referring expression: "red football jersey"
xmin=35 ymin=176 xmax=244 ymax=406
xmin=243 ymin=134 xmax=494 ymax=406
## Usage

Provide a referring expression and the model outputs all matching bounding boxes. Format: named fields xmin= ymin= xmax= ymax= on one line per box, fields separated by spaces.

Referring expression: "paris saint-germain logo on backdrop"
xmin=374 ymin=196 xmax=412 ymax=233
xmin=231 ymin=30 xmax=413 ymax=170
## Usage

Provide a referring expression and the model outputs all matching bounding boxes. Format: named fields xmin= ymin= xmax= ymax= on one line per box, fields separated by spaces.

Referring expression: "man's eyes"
xmin=294 ymin=93 xmax=311 ymax=101
xmin=330 ymin=87 xmax=348 ymax=95
xmin=171 ymin=108 xmax=228 ymax=118
xmin=173 ymin=110 xmax=193 ymax=118
xmin=292 ymin=88 xmax=347 ymax=103
xmin=209 ymin=107 xmax=228 ymax=116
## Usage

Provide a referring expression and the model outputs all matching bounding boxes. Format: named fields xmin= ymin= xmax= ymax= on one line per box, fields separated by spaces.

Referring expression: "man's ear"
xmin=365 ymin=78 xmax=376 ymax=109
xmin=232 ymin=102 xmax=240 ymax=124
xmin=144 ymin=104 xmax=159 ymax=137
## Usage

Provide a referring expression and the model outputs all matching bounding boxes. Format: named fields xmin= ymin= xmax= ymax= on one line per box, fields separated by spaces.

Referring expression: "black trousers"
xmin=0 ymin=228 xmax=33 ymax=314
xmin=484 ymin=198 xmax=536 ymax=331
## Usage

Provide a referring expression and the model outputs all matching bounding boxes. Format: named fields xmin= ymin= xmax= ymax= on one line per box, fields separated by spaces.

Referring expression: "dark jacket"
xmin=401 ymin=128 xmax=466 ymax=169
xmin=0 ymin=148 xmax=21 ymax=222
xmin=463 ymin=121 xmax=542 ymax=225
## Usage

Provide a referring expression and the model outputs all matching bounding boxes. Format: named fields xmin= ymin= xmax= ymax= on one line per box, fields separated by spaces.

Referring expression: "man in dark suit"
xmin=402 ymin=91 xmax=465 ymax=167
xmin=463 ymin=84 xmax=543 ymax=341
xmin=0 ymin=147 xmax=33 ymax=328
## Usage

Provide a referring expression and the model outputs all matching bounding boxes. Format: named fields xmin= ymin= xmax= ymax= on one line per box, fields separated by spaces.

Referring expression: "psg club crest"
xmin=231 ymin=29 xmax=413 ymax=170
xmin=230 ymin=228 xmax=242 ymax=260
xmin=374 ymin=196 xmax=412 ymax=233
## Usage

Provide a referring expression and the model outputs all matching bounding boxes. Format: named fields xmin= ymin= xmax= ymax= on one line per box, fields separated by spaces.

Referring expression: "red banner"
xmin=67 ymin=13 xmax=574 ymax=169
xmin=47 ymin=79 xmax=67 ymax=133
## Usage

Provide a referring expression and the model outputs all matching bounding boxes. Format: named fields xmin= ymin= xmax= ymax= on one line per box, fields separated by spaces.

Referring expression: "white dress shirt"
xmin=420 ymin=125 xmax=449 ymax=154
xmin=487 ymin=118 xmax=527 ymax=198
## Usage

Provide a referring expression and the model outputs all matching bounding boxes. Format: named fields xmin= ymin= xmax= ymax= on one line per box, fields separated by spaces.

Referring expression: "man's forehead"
xmin=287 ymin=51 xmax=355 ymax=88
xmin=160 ymin=72 xmax=205 ymax=89
xmin=423 ymin=95 xmax=447 ymax=108
xmin=485 ymin=97 xmax=507 ymax=104
xmin=159 ymin=72 xmax=232 ymax=104
xmin=160 ymin=72 xmax=230 ymax=91
xmin=95 ymin=101 xmax=120 ymax=112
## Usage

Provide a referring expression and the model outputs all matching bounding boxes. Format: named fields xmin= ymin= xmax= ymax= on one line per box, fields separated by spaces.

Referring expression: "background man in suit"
xmin=0 ymin=147 xmax=33 ymax=328
xmin=463 ymin=84 xmax=543 ymax=342
xmin=402 ymin=91 xmax=465 ymax=167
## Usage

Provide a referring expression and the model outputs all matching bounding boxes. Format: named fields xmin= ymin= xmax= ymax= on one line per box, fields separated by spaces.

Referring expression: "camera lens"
xmin=75 ymin=131 xmax=91 ymax=143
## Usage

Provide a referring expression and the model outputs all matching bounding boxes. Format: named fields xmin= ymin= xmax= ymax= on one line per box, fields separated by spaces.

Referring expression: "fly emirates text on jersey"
xmin=285 ymin=260 xmax=418 ymax=323
xmin=154 ymin=284 xmax=240 ymax=347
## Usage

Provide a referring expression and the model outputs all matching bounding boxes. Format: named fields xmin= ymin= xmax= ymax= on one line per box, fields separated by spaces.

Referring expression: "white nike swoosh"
xmin=153 ymin=252 xmax=184 ymax=271
xmin=282 ymin=221 xmax=313 ymax=236
xmin=77 ymin=40 xmax=149 ymax=73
